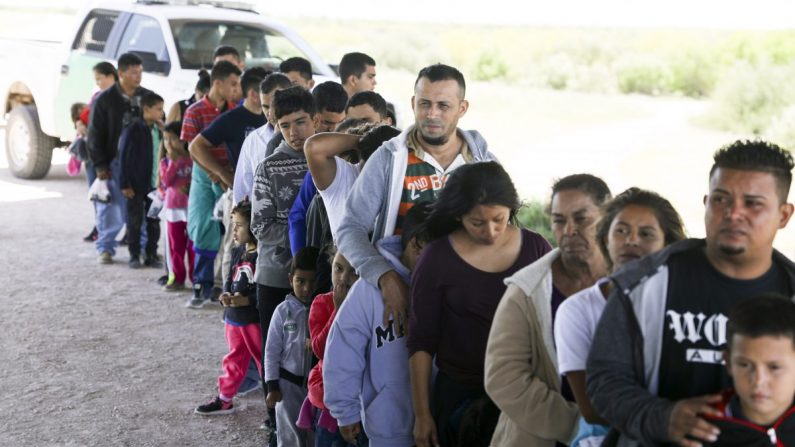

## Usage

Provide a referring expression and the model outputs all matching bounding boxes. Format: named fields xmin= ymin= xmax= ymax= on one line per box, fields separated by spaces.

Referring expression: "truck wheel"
xmin=5 ymin=104 xmax=54 ymax=179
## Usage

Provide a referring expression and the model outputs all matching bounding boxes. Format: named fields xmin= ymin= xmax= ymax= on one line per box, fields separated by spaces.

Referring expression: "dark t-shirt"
xmin=201 ymin=106 xmax=266 ymax=169
xmin=223 ymin=245 xmax=260 ymax=326
xmin=408 ymin=229 xmax=552 ymax=386
xmin=658 ymin=248 xmax=791 ymax=399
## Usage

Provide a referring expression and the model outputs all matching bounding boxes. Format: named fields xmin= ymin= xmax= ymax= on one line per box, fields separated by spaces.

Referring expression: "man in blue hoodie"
xmin=336 ymin=64 xmax=496 ymax=336
xmin=324 ymin=203 xmax=431 ymax=447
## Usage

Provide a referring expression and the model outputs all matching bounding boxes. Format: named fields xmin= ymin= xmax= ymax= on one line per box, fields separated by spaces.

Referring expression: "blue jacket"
xmin=119 ymin=119 xmax=160 ymax=194
xmin=288 ymin=171 xmax=318 ymax=255
xmin=323 ymin=236 xmax=414 ymax=447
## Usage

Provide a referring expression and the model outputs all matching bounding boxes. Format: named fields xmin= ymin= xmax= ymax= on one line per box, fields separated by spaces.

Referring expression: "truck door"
xmin=54 ymin=9 xmax=121 ymax=139
xmin=115 ymin=14 xmax=175 ymax=110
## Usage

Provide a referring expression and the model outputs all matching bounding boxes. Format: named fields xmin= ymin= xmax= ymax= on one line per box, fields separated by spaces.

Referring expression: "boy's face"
xmin=285 ymin=71 xmax=314 ymax=90
xmin=726 ymin=334 xmax=795 ymax=425
xmin=277 ymin=110 xmax=318 ymax=152
xmin=143 ymin=102 xmax=164 ymax=124
xmin=331 ymin=252 xmax=358 ymax=302
xmin=231 ymin=212 xmax=252 ymax=246
xmin=289 ymin=268 xmax=316 ymax=301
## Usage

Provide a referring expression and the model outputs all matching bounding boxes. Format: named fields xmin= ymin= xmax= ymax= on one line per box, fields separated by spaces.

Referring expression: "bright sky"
xmin=2 ymin=0 xmax=793 ymax=29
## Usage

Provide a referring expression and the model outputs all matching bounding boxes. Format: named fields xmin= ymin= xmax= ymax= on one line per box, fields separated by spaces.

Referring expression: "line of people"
xmin=78 ymin=43 xmax=795 ymax=447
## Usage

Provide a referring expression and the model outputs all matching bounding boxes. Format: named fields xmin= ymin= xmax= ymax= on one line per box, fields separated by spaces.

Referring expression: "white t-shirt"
xmin=317 ymin=156 xmax=360 ymax=240
xmin=554 ymin=279 xmax=609 ymax=375
xmin=233 ymin=123 xmax=275 ymax=204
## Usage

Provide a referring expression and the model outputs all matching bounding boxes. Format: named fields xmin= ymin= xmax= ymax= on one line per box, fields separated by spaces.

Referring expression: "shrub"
xmin=542 ymin=52 xmax=577 ymax=90
xmin=668 ymin=49 xmax=720 ymax=97
xmin=517 ymin=201 xmax=556 ymax=247
xmin=615 ymin=54 xmax=672 ymax=95
xmin=471 ymin=50 xmax=510 ymax=81
xmin=765 ymin=106 xmax=795 ymax=151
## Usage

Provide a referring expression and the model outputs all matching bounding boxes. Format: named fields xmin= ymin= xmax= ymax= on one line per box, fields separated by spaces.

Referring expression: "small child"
xmin=704 ymin=294 xmax=795 ymax=446
xmin=265 ymin=246 xmax=320 ymax=447
xmin=159 ymin=121 xmax=194 ymax=291
xmin=119 ymin=91 xmax=165 ymax=269
xmin=323 ymin=203 xmax=431 ymax=447
xmin=195 ymin=199 xmax=262 ymax=415
xmin=304 ymin=247 xmax=359 ymax=446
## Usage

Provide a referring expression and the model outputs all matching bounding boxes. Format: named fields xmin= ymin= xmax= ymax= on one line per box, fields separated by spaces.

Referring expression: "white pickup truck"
xmin=0 ymin=0 xmax=336 ymax=179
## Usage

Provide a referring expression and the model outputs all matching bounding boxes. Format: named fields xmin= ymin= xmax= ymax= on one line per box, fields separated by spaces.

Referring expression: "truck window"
xmin=73 ymin=10 xmax=119 ymax=54
xmin=117 ymin=14 xmax=171 ymax=74
xmin=169 ymin=20 xmax=306 ymax=72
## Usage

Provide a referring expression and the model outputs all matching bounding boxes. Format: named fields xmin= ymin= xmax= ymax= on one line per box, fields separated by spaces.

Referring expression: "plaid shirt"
xmin=180 ymin=96 xmax=235 ymax=167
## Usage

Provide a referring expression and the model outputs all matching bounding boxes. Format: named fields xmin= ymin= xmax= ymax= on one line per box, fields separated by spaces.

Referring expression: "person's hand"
xmin=96 ymin=169 xmax=111 ymax=180
xmin=207 ymin=171 xmax=222 ymax=184
xmin=227 ymin=293 xmax=250 ymax=307
xmin=413 ymin=413 xmax=439 ymax=447
xmin=218 ymin=292 xmax=232 ymax=307
xmin=378 ymin=270 xmax=409 ymax=336
xmin=339 ymin=421 xmax=363 ymax=444
xmin=121 ymin=188 xmax=135 ymax=199
xmin=265 ymin=390 xmax=282 ymax=408
xmin=332 ymin=282 xmax=349 ymax=310
xmin=668 ymin=394 xmax=722 ymax=447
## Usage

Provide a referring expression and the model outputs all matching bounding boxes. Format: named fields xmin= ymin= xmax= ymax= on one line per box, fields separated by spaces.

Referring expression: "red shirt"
xmin=307 ymin=292 xmax=336 ymax=409
xmin=180 ymin=96 xmax=235 ymax=167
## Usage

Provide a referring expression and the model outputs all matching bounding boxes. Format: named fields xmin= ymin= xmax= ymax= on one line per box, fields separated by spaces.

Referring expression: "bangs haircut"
xmin=727 ymin=294 xmax=795 ymax=349
xmin=346 ymin=91 xmax=387 ymax=118
xmin=291 ymin=246 xmax=320 ymax=273
xmin=273 ymin=86 xmax=316 ymax=120
xmin=313 ymin=81 xmax=348 ymax=114
xmin=141 ymin=92 xmax=164 ymax=109
xmin=117 ymin=52 xmax=143 ymax=72
xmin=260 ymin=73 xmax=292 ymax=95
xmin=280 ymin=57 xmax=313 ymax=80
xmin=210 ymin=60 xmax=242 ymax=82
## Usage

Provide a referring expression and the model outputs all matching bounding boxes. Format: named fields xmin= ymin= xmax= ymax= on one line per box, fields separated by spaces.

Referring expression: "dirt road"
xmin=0 ymin=151 xmax=268 ymax=446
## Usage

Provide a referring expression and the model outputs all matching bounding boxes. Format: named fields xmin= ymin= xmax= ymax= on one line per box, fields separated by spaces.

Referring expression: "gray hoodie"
xmin=250 ymin=140 xmax=308 ymax=288
xmin=336 ymin=126 xmax=495 ymax=286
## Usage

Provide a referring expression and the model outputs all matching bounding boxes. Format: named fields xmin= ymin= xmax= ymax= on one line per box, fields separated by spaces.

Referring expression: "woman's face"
xmin=94 ymin=71 xmax=116 ymax=90
xmin=461 ymin=204 xmax=511 ymax=245
xmin=606 ymin=204 xmax=665 ymax=269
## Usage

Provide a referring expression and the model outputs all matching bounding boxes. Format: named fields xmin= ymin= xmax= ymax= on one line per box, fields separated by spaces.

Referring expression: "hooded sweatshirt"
xmin=704 ymin=389 xmax=795 ymax=447
xmin=250 ymin=140 xmax=308 ymax=288
xmin=336 ymin=126 xmax=495 ymax=287
xmin=323 ymin=236 xmax=414 ymax=447
xmin=264 ymin=293 xmax=312 ymax=391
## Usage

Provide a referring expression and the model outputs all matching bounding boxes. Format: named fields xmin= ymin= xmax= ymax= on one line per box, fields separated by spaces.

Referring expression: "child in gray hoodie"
xmin=324 ymin=203 xmax=431 ymax=447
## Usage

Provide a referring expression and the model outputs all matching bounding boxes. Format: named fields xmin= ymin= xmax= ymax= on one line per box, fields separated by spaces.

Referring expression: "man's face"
xmin=245 ymin=87 xmax=262 ymax=111
xmin=411 ymin=78 xmax=468 ymax=146
xmin=317 ymin=110 xmax=346 ymax=132
xmin=551 ymin=189 xmax=601 ymax=265
xmin=349 ymin=65 xmax=377 ymax=93
xmin=285 ymin=71 xmax=314 ymax=90
xmin=119 ymin=64 xmax=143 ymax=90
xmin=277 ymin=110 xmax=318 ymax=151
xmin=216 ymin=74 xmax=242 ymax=103
xmin=726 ymin=334 xmax=795 ymax=426
xmin=346 ymin=104 xmax=382 ymax=124
xmin=261 ymin=89 xmax=283 ymax=127
xmin=704 ymin=168 xmax=793 ymax=261
xmin=213 ymin=54 xmax=244 ymax=70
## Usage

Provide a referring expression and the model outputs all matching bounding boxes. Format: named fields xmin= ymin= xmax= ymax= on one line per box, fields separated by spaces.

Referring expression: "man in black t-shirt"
xmin=587 ymin=140 xmax=795 ymax=447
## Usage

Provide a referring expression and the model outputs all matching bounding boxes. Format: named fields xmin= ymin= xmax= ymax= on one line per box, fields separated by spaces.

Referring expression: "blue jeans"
xmin=95 ymin=158 xmax=124 ymax=255
xmin=193 ymin=247 xmax=217 ymax=291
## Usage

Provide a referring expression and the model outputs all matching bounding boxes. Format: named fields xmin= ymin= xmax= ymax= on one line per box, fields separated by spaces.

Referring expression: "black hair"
xmin=280 ymin=57 xmax=313 ymax=81
xmin=231 ymin=198 xmax=256 ymax=243
xmin=159 ymin=120 xmax=186 ymax=161
xmin=596 ymin=187 xmax=687 ymax=269
xmin=550 ymin=174 xmax=611 ymax=208
xmin=291 ymin=246 xmax=320 ymax=273
xmin=339 ymin=52 xmax=376 ymax=83
xmin=358 ymin=125 xmax=400 ymax=163
xmin=335 ymin=118 xmax=368 ymax=134
xmin=346 ymin=91 xmax=387 ymax=119
xmin=260 ymin=72 xmax=292 ymax=95
xmin=93 ymin=61 xmax=119 ymax=81
xmin=70 ymin=102 xmax=87 ymax=123
xmin=195 ymin=69 xmax=211 ymax=93
xmin=385 ymin=102 xmax=396 ymax=126
xmin=727 ymin=294 xmax=795 ymax=349
xmin=423 ymin=162 xmax=520 ymax=240
xmin=402 ymin=201 xmax=433 ymax=251
xmin=210 ymin=60 xmax=242 ymax=82
xmin=141 ymin=92 xmax=164 ymax=109
xmin=312 ymin=81 xmax=348 ymax=114
xmin=414 ymin=63 xmax=466 ymax=98
xmin=213 ymin=45 xmax=240 ymax=61
xmin=710 ymin=140 xmax=794 ymax=203
xmin=273 ymin=86 xmax=316 ymax=120
xmin=117 ymin=52 xmax=143 ymax=72
xmin=240 ymin=70 xmax=264 ymax=97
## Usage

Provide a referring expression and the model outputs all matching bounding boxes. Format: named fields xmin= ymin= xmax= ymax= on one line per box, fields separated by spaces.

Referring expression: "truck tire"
xmin=5 ymin=104 xmax=54 ymax=179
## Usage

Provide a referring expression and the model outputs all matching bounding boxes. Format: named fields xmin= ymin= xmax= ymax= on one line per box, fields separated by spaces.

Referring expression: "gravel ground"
xmin=0 ymin=155 xmax=268 ymax=446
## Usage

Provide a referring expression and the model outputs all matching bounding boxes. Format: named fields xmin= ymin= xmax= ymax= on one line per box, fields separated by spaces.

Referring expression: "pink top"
xmin=159 ymin=156 xmax=192 ymax=209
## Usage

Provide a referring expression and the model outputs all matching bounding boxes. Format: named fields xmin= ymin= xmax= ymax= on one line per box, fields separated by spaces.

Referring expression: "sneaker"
xmin=83 ymin=227 xmax=98 ymax=242
xmin=144 ymin=256 xmax=163 ymax=269
xmin=186 ymin=284 xmax=208 ymax=309
xmin=157 ymin=275 xmax=169 ymax=286
xmin=194 ymin=396 xmax=235 ymax=415
xmin=98 ymin=252 xmax=112 ymax=264
xmin=128 ymin=257 xmax=142 ymax=269
xmin=163 ymin=282 xmax=185 ymax=292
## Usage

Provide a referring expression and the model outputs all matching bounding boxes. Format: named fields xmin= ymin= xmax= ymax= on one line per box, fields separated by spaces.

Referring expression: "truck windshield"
xmin=170 ymin=20 xmax=306 ymax=71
